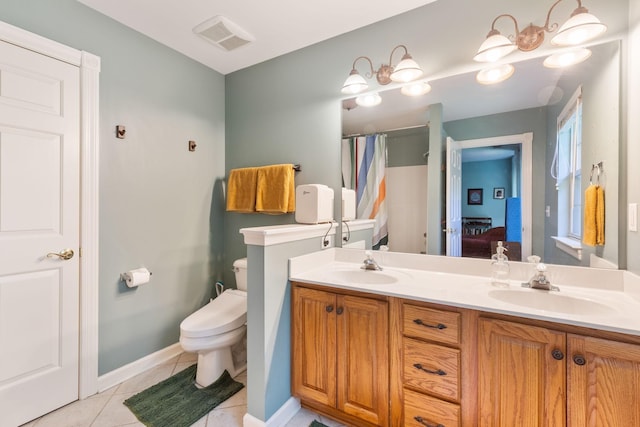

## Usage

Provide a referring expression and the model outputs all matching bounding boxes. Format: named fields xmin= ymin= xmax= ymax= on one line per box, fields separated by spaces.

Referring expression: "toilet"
xmin=180 ymin=258 xmax=248 ymax=387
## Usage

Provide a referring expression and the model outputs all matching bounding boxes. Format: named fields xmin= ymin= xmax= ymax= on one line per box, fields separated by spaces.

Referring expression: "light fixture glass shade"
xmin=543 ymin=48 xmax=592 ymax=68
xmin=355 ymin=92 xmax=382 ymax=107
xmin=390 ymin=55 xmax=423 ymax=83
xmin=551 ymin=12 xmax=607 ymax=46
xmin=474 ymin=33 xmax=517 ymax=62
xmin=476 ymin=63 xmax=515 ymax=85
xmin=341 ymin=71 xmax=369 ymax=94
xmin=401 ymin=81 xmax=432 ymax=96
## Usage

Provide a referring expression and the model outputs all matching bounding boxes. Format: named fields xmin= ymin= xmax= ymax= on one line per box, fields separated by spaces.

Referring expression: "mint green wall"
xmin=246 ymin=239 xmax=319 ymax=421
xmin=543 ymin=42 xmax=621 ymax=267
xmin=0 ymin=0 xmax=226 ymax=374
xmin=426 ymin=104 xmax=446 ymax=255
xmin=387 ymin=127 xmax=429 ymax=167
xmin=223 ymin=45 xmax=344 ymax=284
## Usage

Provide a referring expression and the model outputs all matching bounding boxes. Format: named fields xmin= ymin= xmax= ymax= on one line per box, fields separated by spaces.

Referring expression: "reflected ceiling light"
xmin=341 ymin=45 xmax=424 ymax=95
xmin=474 ymin=0 xmax=606 ymax=63
xmin=476 ymin=64 xmax=515 ymax=85
xmin=355 ymin=92 xmax=382 ymax=107
xmin=401 ymin=81 xmax=432 ymax=96
xmin=543 ymin=47 xmax=592 ymax=68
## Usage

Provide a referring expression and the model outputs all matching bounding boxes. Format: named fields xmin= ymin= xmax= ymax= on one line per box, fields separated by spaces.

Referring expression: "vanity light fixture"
xmin=543 ymin=47 xmax=592 ymax=68
xmin=355 ymin=92 xmax=382 ymax=107
xmin=476 ymin=63 xmax=515 ymax=85
xmin=401 ymin=81 xmax=432 ymax=96
xmin=473 ymin=0 xmax=606 ymax=63
xmin=341 ymin=45 xmax=424 ymax=95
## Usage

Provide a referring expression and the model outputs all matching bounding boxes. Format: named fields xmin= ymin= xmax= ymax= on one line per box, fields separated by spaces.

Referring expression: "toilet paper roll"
xmin=123 ymin=268 xmax=151 ymax=288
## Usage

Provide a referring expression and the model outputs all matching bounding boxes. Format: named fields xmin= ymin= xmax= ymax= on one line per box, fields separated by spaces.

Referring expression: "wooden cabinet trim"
xmin=291 ymin=280 xmax=390 ymax=302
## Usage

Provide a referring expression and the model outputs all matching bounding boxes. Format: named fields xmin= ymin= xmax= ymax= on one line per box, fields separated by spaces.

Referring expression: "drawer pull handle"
xmin=414 ymin=416 xmax=445 ymax=427
xmin=414 ymin=363 xmax=446 ymax=376
xmin=551 ymin=349 xmax=564 ymax=360
xmin=413 ymin=319 xmax=447 ymax=330
xmin=326 ymin=305 xmax=334 ymax=313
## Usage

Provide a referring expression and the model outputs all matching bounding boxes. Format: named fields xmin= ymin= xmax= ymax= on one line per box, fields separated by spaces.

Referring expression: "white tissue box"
xmin=342 ymin=188 xmax=356 ymax=221
xmin=295 ymin=184 xmax=334 ymax=224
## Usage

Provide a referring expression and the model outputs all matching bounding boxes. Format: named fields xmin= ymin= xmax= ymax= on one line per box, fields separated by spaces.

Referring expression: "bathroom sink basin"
xmin=326 ymin=269 xmax=403 ymax=285
xmin=488 ymin=289 xmax=616 ymax=316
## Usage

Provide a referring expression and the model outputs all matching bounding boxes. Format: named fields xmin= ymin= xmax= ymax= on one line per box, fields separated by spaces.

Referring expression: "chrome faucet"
xmin=362 ymin=250 xmax=382 ymax=271
xmin=522 ymin=263 xmax=559 ymax=291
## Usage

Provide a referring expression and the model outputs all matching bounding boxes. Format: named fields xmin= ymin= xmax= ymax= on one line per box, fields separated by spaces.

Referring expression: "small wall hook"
xmin=116 ymin=125 xmax=126 ymax=139
xmin=188 ymin=140 xmax=197 ymax=152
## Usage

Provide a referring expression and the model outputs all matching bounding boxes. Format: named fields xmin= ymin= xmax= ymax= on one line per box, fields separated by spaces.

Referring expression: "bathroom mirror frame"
xmin=341 ymin=39 xmax=622 ymax=268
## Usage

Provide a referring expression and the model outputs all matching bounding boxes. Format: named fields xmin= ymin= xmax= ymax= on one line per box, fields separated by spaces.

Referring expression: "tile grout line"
xmin=90 ymin=381 xmax=124 ymax=427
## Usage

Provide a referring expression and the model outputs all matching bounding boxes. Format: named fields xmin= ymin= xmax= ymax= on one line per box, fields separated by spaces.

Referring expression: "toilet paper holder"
xmin=120 ymin=267 xmax=153 ymax=286
xmin=119 ymin=269 xmax=152 ymax=282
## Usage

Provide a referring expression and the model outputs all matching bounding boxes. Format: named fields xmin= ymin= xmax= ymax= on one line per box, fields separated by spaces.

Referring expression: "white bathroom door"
xmin=0 ymin=39 xmax=81 ymax=426
xmin=445 ymin=137 xmax=462 ymax=257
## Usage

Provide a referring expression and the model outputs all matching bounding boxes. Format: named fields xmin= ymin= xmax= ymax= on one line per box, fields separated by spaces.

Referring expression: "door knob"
xmin=47 ymin=248 xmax=74 ymax=260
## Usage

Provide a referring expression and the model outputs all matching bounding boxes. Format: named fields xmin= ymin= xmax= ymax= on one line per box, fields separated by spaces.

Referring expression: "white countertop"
xmin=289 ymin=248 xmax=640 ymax=337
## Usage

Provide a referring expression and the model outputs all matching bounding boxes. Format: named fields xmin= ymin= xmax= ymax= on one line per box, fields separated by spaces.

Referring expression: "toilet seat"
xmin=180 ymin=289 xmax=246 ymax=339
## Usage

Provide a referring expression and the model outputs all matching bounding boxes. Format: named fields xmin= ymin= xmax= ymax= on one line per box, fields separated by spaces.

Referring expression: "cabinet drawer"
xmin=403 ymin=304 xmax=461 ymax=345
xmin=403 ymin=337 xmax=460 ymax=402
xmin=404 ymin=388 xmax=460 ymax=427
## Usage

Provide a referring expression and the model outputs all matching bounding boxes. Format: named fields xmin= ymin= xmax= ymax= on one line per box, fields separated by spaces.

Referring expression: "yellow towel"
xmin=226 ymin=167 xmax=259 ymax=212
xmin=583 ymin=185 xmax=605 ymax=246
xmin=595 ymin=185 xmax=605 ymax=245
xmin=255 ymin=164 xmax=295 ymax=214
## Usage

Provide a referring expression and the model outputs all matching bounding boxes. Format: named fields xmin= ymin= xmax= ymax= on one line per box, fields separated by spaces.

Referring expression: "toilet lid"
xmin=180 ymin=289 xmax=247 ymax=338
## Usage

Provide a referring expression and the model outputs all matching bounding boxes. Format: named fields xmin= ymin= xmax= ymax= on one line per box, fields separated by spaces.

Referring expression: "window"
xmin=551 ymin=87 xmax=583 ymax=259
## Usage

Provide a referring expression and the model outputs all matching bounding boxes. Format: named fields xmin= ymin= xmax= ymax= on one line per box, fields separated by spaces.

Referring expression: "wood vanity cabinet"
xmin=478 ymin=318 xmax=566 ymax=426
xmin=390 ymin=299 xmax=477 ymax=427
xmin=291 ymin=282 xmax=389 ymax=427
xmin=291 ymin=282 xmax=640 ymax=427
xmin=567 ymin=334 xmax=640 ymax=426
xmin=478 ymin=317 xmax=640 ymax=427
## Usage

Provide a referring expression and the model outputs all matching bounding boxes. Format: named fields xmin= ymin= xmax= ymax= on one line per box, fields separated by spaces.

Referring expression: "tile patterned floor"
xmin=18 ymin=352 xmax=345 ymax=427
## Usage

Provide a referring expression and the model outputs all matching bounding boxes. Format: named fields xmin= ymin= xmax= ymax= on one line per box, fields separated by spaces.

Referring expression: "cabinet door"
xmin=337 ymin=294 xmax=389 ymax=426
xmin=478 ymin=318 xmax=566 ymax=427
xmin=568 ymin=334 xmax=640 ymax=426
xmin=292 ymin=286 xmax=337 ymax=406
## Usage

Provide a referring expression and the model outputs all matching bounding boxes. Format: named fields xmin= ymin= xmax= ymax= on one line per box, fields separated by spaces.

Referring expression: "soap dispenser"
xmin=491 ymin=241 xmax=510 ymax=287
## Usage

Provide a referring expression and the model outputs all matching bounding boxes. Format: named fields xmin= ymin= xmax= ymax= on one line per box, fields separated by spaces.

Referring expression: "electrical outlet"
xmin=321 ymin=235 xmax=334 ymax=249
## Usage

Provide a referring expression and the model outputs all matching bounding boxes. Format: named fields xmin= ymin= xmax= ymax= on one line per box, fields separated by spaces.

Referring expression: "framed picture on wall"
xmin=493 ymin=187 xmax=505 ymax=199
xmin=468 ymin=188 xmax=483 ymax=205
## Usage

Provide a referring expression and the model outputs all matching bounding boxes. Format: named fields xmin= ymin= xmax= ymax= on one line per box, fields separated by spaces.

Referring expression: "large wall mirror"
xmin=341 ymin=40 xmax=621 ymax=268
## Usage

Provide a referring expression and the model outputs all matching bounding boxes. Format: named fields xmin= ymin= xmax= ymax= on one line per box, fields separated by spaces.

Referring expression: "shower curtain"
xmin=342 ymin=134 xmax=388 ymax=248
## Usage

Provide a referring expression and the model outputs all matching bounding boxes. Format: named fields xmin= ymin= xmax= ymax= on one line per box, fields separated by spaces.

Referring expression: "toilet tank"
xmin=233 ymin=258 xmax=248 ymax=291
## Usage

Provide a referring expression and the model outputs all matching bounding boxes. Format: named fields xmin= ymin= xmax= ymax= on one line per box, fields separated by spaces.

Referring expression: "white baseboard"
xmin=243 ymin=397 xmax=301 ymax=427
xmin=97 ymin=342 xmax=183 ymax=392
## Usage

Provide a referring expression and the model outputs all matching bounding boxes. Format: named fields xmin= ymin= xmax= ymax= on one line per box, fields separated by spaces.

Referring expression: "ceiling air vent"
xmin=193 ymin=16 xmax=254 ymax=52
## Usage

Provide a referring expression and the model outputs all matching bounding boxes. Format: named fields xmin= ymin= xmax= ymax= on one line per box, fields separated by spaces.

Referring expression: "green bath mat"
xmin=124 ymin=364 xmax=244 ymax=427
xmin=310 ymin=421 xmax=330 ymax=427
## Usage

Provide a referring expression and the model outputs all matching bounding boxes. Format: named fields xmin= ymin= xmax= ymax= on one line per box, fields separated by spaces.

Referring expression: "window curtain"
xmin=341 ymin=134 xmax=388 ymax=248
